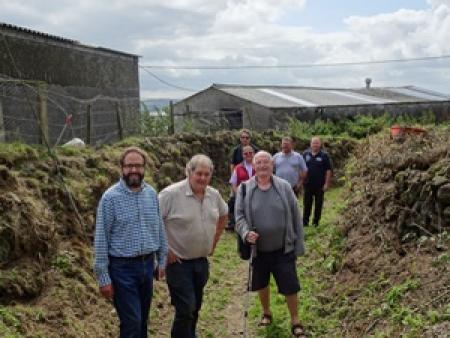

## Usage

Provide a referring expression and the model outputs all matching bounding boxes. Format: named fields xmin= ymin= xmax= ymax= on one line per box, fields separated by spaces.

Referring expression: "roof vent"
xmin=365 ymin=78 xmax=372 ymax=89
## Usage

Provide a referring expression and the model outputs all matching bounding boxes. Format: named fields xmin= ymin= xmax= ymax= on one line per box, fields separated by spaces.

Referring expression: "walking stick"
xmin=242 ymin=245 xmax=256 ymax=337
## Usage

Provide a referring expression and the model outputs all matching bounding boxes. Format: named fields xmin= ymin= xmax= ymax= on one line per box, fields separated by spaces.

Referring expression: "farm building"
xmin=173 ymin=83 xmax=450 ymax=132
xmin=0 ymin=22 xmax=140 ymax=145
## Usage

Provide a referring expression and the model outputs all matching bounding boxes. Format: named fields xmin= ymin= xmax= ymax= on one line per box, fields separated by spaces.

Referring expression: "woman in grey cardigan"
xmin=235 ymin=150 xmax=306 ymax=337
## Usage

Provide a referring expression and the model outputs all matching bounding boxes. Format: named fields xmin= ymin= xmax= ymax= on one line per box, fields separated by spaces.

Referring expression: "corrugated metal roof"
xmin=212 ymin=84 xmax=449 ymax=108
xmin=0 ymin=22 xmax=139 ymax=58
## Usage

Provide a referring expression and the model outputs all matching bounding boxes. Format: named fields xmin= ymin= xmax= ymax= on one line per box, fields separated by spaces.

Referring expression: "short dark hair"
xmin=119 ymin=147 xmax=148 ymax=167
xmin=240 ymin=129 xmax=251 ymax=137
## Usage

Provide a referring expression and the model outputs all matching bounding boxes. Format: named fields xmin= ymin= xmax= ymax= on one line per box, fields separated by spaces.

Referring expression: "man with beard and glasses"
xmin=94 ymin=147 xmax=168 ymax=338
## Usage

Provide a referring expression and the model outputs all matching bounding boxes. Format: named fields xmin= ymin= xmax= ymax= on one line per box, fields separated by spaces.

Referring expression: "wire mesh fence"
xmin=0 ymin=76 xmax=140 ymax=146
xmin=172 ymin=109 xmax=244 ymax=133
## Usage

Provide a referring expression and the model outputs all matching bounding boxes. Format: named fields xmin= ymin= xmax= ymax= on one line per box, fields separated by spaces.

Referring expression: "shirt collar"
xmin=119 ymin=178 xmax=146 ymax=194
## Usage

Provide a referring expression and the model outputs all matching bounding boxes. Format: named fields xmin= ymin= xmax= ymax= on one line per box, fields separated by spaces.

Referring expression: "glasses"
xmin=123 ymin=163 xmax=145 ymax=169
xmin=243 ymin=152 xmax=254 ymax=155
xmin=240 ymin=135 xmax=250 ymax=139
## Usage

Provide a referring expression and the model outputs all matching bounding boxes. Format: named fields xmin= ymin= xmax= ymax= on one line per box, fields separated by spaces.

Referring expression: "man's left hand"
xmin=294 ymin=184 xmax=303 ymax=194
xmin=157 ymin=267 xmax=165 ymax=281
xmin=323 ymin=184 xmax=329 ymax=191
xmin=209 ymin=243 xmax=217 ymax=256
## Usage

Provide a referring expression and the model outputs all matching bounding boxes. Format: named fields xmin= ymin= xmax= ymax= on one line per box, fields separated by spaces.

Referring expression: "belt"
xmin=109 ymin=252 xmax=154 ymax=261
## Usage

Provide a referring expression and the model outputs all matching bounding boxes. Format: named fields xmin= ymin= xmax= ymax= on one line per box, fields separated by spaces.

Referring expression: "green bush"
xmin=287 ymin=111 xmax=438 ymax=139
xmin=140 ymin=102 xmax=171 ymax=136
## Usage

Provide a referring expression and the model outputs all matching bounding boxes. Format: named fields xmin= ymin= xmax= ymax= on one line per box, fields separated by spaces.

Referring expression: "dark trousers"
xmin=166 ymin=257 xmax=209 ymax=338
xmin=303 ymin=188 xmax=324 ymax=226
xmin=109 ymin=255 xmax=154 ymax=338
xmin=227 ymin=195 xmax=236 ymax=228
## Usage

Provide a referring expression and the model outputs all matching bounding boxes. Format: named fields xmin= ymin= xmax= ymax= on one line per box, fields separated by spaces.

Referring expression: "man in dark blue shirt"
xmin=303 ymin=137 xmax=333 ymax=227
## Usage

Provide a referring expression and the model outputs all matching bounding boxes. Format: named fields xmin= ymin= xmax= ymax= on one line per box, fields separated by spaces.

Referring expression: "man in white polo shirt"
xmin=273 ymin=136 xmax=308 ymax=197
xmin=159 ymin=154 xmax=228 ymax=338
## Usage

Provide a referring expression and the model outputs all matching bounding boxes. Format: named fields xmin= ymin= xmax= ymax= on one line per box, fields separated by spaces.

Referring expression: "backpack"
xmin=237 ymin=183 xmax=251 ymax=260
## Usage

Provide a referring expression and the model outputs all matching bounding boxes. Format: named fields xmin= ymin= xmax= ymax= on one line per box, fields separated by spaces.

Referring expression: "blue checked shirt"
xmin=94 ymin=179 xmax=168 ymax=287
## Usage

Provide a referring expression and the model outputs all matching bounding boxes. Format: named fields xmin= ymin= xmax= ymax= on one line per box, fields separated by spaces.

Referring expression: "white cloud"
xmin=1 ymin=0 xmax=449 ymax=98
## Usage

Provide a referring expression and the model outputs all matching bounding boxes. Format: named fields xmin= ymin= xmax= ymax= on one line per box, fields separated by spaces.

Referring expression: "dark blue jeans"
xmin=166 ymin=257 xmax=209 ymax=338
xmin=109 ymin=255 xmax=154 ymax=338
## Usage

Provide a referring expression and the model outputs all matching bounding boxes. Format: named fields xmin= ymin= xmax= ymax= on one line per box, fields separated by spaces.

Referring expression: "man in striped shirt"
xmin=94 ymin=147 xmax=168 ymax=338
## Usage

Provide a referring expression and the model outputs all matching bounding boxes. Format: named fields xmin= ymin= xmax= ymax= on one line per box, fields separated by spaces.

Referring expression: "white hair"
xmin=185 ymin=154 xmax=214 ymax=175
xmin=253 ymin=150 xmax=272 ymax=164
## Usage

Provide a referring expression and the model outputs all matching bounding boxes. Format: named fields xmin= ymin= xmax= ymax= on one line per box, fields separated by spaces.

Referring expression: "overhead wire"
xmin=139 ymin=66 xmax=197 ymax=92
xmin=139 ymin=54 xmax=450 ymax=94
xmin=141 ymin=54 xmax=450 ymax=70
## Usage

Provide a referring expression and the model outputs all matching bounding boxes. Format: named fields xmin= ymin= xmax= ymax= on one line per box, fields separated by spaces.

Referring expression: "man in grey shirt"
xmin=273 ymin=136 xmax=308 ymax=196
xmin=235 ymin=151 xmax=306 ymax=337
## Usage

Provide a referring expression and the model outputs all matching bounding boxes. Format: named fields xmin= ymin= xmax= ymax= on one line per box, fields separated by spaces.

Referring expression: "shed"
xmin=173 ymin=83 xmax=450 ymax=132
xmin=0 ymin=22 xmax=140 ymax=145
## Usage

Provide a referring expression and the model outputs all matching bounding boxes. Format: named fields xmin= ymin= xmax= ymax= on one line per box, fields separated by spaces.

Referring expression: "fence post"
xmin=243 ymin=106 xmax=254 ymax=130
xmin=0 ymin=98 xmax=5 ymax=142
xmin=37 ymin=82 xmax=49 ymax=145
xmin=86 ymin=104 xmax=92 ymax=145
xmin=169 ymin=100 xmax=175 ymax=135
xmin=115 ymin=103 xmax=124 ymax=140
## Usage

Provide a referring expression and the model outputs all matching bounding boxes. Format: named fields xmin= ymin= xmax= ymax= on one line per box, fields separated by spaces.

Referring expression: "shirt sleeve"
xmin=158 ymin=189 xmax=171 ymax=220
xmin=235 ymin=184 xmax=250 ymax=240
xmin=217 ymin=192 xmax=228 ymax=216
xmin=324 ymin=153 xmax=333 ymax=171
xmin=155 ymin=197 xmax=168 ymax=268
xmin=229 ymin=170 xmax=238 ymax=185
xmin=298 ymin=154 xmax=308 ymax=172
xmin=93 ymin=196 xmax=114 ymax=287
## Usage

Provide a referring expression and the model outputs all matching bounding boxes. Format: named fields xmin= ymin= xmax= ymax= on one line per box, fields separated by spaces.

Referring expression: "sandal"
xmin=258 ymin=313 xmax=272 ymax=326
xmin=291 ymin=323 xmax=307 ymax=337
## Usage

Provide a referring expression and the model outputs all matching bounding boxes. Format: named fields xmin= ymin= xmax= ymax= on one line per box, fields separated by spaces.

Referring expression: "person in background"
xmin=226 ymin=145 xmax=256 ymax=231
xmin=230 ymin=129 xmax=259 ymax=174
xmin=159 ymin=154 xmax=228 ymax=338
xmin=273 ymin=136 xmax=308 ymax=197
xmin=228 ymin=129 xmax=259 ymax=229
xmin=235 ymin=151 xmax=306 ymax=338
xmin=303 ymin=136 xmax=333 ymax=227
xmin=94 ymin=146 xmax=168 ymax=338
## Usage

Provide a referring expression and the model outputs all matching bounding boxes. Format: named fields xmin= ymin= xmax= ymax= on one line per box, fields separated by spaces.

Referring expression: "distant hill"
xmin=141 ymin=99 xmax=177 ymax=112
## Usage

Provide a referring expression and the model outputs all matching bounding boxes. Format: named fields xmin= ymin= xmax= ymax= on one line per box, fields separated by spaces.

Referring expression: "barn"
xmin=173 ymin=83 xmax=450 ymax=132
xmin=0 ymin=22 xmax=140 ymax=145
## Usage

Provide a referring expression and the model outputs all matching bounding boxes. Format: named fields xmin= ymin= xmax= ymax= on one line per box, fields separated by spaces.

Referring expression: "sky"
xmin=1 ymin=0 xmax=450 ymax=99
